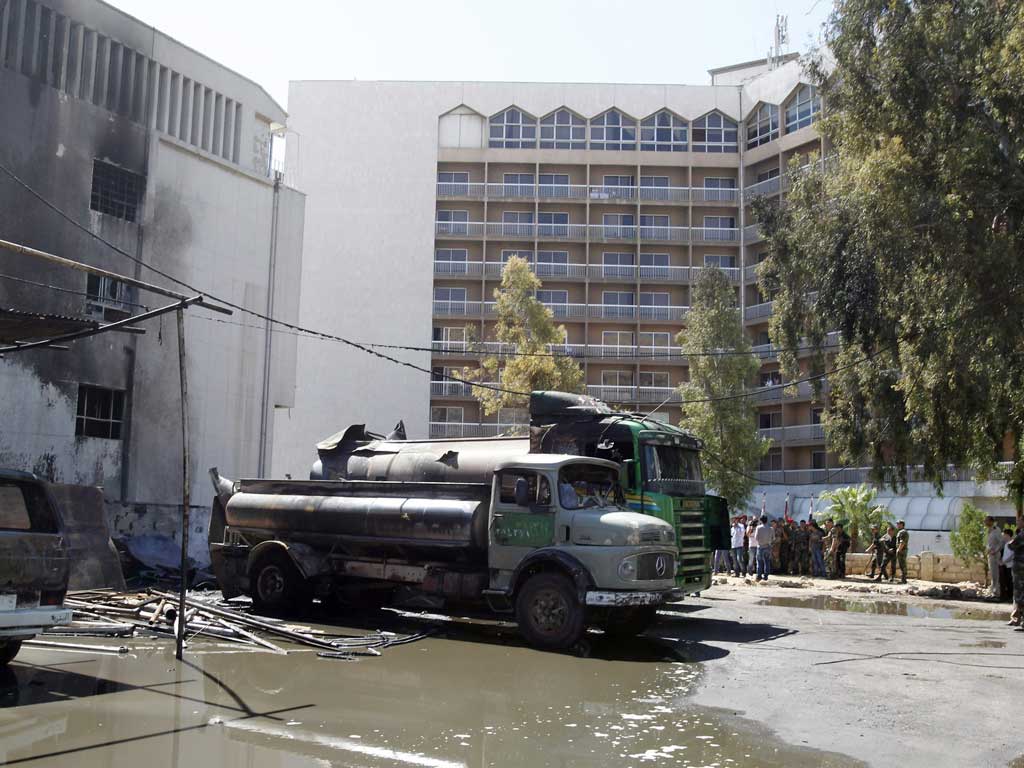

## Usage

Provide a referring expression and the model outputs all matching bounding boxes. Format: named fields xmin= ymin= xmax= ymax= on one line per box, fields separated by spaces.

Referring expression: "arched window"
xmin=489 ymin=107 xmax=537 ymax=149
xmin=746 ymin=104 xmax=779 ymax=149
xmin=692 ymin=112 xmax=738 ymax=153
xmin=590 ymin=109 xmax=637 ymax=151
xmin=539 ymin=109 xmax=586 ymax=149
xmin=784 ymin=85 xmax=821 ymax=132
xmin=640 ymin=110 xmax=687 ymax=152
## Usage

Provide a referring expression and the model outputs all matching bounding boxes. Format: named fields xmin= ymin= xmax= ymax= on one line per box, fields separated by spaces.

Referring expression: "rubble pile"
xmin=33 ymin=589 xmax=434 ymax=659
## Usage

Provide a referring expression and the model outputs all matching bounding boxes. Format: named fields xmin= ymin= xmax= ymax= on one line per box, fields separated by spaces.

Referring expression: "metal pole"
xmin=175 ymin=308 xmax=191 ymax=661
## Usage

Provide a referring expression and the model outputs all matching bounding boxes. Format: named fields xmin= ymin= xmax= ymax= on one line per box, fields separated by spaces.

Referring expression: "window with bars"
xmin=692 ymin=112 xmax=738 ymax=153
xmin=590 ymin=109 xmax=637 ymax=151
xmin=90 ymin=160 xmax=144 ymax=222
xmin=489 ymin=107 xmax=537 ymax=148
xmin=746 ymin=103 xmax=780 ymax=148
xmin=640 ymin=110 xmax=688 ymax=151
xmin=785 ymin=85 xmax=821 ymax=132
xmin=75 ymin=385 xmax=125 ymax=439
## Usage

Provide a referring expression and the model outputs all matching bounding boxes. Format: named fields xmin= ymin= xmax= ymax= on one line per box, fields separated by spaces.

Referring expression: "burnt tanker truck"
xmin=311 ymin=391 xmax=730 ymax=592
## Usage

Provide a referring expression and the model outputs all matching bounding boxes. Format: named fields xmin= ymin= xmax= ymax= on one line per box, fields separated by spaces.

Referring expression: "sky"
xmin=109 ymin=0 xmax=833 ymax=111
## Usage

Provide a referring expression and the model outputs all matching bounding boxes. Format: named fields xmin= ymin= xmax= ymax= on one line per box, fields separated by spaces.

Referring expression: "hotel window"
xmin=433 ymin=326 xmax=467 ymax=345
xmin=760 ymin=448 xmax=783 ymax=472
xmin=436 ymin=209 xmax=468 ymax=235
xmin=431 ymin=406 xmax=464 ymax=423
xmin=703 ymin=216 xmax=736 ymax=241
xmin=536 ymin=250 xmax=569 ymax=277
xmin=746 ymin=103 xmax=780 ymax=148
xmin=759 ymin=411 xmax=782 ymax=429
xmin=501 ymin=210 xmax=534 ymax=237
xmin=640 ymin=252 xmax=670 ymax=279
xmin=602 ymin=330 xmax=635 ymax=347
xmin=811 ymin=407 xmax=824 ymax=425
xmin=539 ymin=173 xmax=571 ymax=197
xmin=536 ymin=289 xmax=568 ymax=305
xmin=640 ymin=214 xmax=670 ymax=240
xmin=757 ymin=330 xmax=771 ymax=346
xmin=640 ymin=292 xmax=669 ymax=307
xmin=501 ymin=173 xmax=534 ymax=196
xmin=590 ymin=109 xmax=637 ymax=151
xmin=703 ymin=177 xmax=737 ymax=202
xmin=538 ymin=211 xmax=569 ymax=237
xmin=639 ymin=331 xmax=671 ymax=350
xmin=489 ymin=107 xmax=537 ymax=148
xmin=639 ymin=371 xmax=670 ymax=388
xmin=785 ymin=85 xmax=821 ymax=133
xmin=602 ymin=213 xmax=635 ymax=238
xmin=602 ymin=252 xmax=635 ymax=279
xmin=758 ymin=168 xmax=781 ymax=183
xmin=601 ymin=370 xmax=634 ymax=387
xmin=640 ymin=110 xmax=687 ymax=152
xmin=812 ymin=451 xmax=828 ymax=470
xmin=435 ymin=248 xmax=469 ymax=274
xmin=437 ymin=171 xmax=470 ymax=195
xmin=703 ymin=253 xmax=736 ymax=268
xmin=602 ymin=291 xmax=635 ymax=319
xmin=639 ymin=175 xmax=671 ymax=201
xmin=539 ymin=109 xmax=586 ymax=149
xmin=760 ymin=370 xmax=783 ymax=387
xmin=692 ymin=112 xmax=738 ymax=153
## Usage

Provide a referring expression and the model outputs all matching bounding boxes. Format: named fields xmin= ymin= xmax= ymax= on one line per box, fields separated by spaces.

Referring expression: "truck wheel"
xmin=0 ymin=639 xmax=22 ymax=667
xmin=250 ymin=549 xmax=311 ymax=616
xmin=515 ymin=572 xmax=585 ymax=651
xmin=601 ymin=606 xmax=657 ymax=639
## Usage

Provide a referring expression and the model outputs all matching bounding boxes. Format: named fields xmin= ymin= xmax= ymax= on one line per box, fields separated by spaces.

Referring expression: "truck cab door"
xmin=489 ymin=470 xmax=556 ymax=572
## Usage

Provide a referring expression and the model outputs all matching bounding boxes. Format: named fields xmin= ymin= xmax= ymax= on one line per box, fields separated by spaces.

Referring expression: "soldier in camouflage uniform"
xmin=894 ymin=519 xmax=910 ymax=584
xmin=791 ymin=521 xmax=809 ymax=576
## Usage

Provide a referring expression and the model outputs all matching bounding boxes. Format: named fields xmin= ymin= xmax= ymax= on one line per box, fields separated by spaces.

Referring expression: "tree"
xmin=816 ymin=484 xmax=892 ymax=552
xmin=677 ymin=267 xmax=769 ymax=510
xmin=755 ymin=0 xmax=1024 ymax=493
xmin=469 ymin=256 xmax=583 ymax=415
xmin=950 ymin=501 xmax=989 ymax=581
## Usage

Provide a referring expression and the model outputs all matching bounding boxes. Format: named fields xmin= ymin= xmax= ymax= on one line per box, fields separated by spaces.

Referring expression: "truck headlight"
xmin=618 ymin=557 xmax=637 ymax=580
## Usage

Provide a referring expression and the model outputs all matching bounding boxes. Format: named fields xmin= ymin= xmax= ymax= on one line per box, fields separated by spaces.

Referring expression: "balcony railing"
xmin=436 ymin=182 xmax=740 ymax=204
xmin=430 ymin=381 xmax=474 ymax=397
xmin=428 ymin=422 xmax=527 ymax=438
xmin=586 ymin=385 xmax=638 ymax=402
xmin=538 ymin=184 xmax=589 ymax=200
xmin=433 ymin=300 xmax=483 ymax=316
xmin=436 ymin=182 xmax=486 ymax=199
xmin=436 ymin=221 xmax=486 ymax=237
xmin=588 ymin=264 xmax=637 ymax=280
xmin=639 ymin=265 xmax=688 ymax=282
xmin=752 ymin=343 xmax=778 ymax=360
xmin=743 ymin=177 xmax=782 ymax=199
xmin=690 ymin=188 xmax=739 ymax=203
xmin=639 ymin=305 xmax=688 ymax=322
xmin=690 ymin=265 xmax=740 ymax=284
xmin=589 ymin=344 xmax=639 ymax=359
xmin=588 ymin=185 xmax=636 ymax=201
xmin=638 ymin=225 xmax=689 ymax=243
xmin=638 ymin=186 xmax=690 ymax=203
xmin=482 ymin=261 xmax=588 ymax=279
xmin=431 ymin=342 xmax=688 ymax=362
xmin=589 ymin=224 xmax=637 ymax=242
xmin=434 ymin=260 xmax=484 ymax=276
xmin=435 ymin=221 xmax=744 ymax=244
xmin=486 ymin=183 xmax=536 ymax=199
xmin=589 ymin=304 xmax=635 ymax=320
xmin=691 ymin=227 xmax=739 ymax=243
xmin=744 ymin=301 xmax=774 ymax=321
xmin=743 ymin=224 xmax=764 ymax=244
xmin=637 ymin=386 xmax=678 ymax=403
xmin=758 ymin=424 xmax=826 ymax=443
xmin=486 ymin=222 xmax=535 ymax=239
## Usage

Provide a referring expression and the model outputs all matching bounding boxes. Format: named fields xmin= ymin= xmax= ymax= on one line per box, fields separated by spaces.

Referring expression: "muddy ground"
xmin=0 ymin=580 xmax=1020 ymax=768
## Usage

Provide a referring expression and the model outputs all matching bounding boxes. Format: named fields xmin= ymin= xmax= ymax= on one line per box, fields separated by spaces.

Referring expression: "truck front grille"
xmin=636 ymin=552 xmax=675 ymax=580
xmin=675 ymin=503 xmax=710 ymax=589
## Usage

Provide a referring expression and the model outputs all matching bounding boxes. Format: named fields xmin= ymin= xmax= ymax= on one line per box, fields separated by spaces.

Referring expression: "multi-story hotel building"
xmin=281 ymin=56 xmax=835 ymax=487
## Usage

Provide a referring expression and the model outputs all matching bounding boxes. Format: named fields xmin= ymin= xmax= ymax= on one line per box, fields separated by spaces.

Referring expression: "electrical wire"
xmin=0 ymin=271 xmax=151 ymax=310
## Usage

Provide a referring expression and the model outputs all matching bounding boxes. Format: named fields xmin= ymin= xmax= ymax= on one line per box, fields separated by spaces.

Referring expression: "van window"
xmin=0 ymin=485 xmax=32 ymax=531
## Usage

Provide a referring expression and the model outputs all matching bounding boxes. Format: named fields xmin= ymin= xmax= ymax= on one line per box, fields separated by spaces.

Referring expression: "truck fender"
xmin=509 ymin=549 xmax=595 ymax=602
xmin=247 ymin=541 xmax=329 ymax=581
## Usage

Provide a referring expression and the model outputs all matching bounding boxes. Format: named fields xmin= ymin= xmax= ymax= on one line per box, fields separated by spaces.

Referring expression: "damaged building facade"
xmin=0 ymin=0 xmax=305 ymax=566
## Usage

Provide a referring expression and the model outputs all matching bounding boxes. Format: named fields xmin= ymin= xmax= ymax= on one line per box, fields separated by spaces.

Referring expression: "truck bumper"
xmin=0 ymin=607 xmax=73 ymax=637
xmin=585 ymin=589 xmax=683 ymax=607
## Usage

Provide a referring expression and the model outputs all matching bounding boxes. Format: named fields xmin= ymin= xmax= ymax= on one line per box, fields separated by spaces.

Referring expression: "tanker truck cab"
xmin=487 ymin=456 xmax=681 ymax=648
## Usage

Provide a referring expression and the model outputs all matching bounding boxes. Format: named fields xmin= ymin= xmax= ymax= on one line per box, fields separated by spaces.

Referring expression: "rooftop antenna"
xmin=768 ymin=14 xmax=789 ymax=69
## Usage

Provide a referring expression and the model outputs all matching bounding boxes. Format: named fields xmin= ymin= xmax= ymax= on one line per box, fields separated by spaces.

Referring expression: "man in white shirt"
xmin=755 ymin=515 xmax=775 ymax=581
xmin=731 ymin=516 xmax=747 ymax=577
xmin=985 ymin=516 xmax=1003 ymax=598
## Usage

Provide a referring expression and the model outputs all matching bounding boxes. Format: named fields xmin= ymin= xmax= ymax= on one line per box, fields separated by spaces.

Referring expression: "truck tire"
xmin=250 ymin=549 xmax=311 ymax=617
xmin=0 ymin=639 xmax=22 ymax=667
xmin=515 ymin=572 xmax=585 ymax=651
xmin=601 ymin=606 xmax=657 ymax=639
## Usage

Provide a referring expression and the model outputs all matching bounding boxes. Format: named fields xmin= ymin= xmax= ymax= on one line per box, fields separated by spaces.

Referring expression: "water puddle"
xmin=0 ymin=614 xmax=863 ymax=767
xmin=758 ymin=594 xmax=1005 ymax=621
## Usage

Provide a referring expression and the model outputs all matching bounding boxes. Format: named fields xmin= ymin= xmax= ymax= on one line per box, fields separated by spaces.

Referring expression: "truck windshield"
xmin=641 ymin=444 xmax=705 ymax=496
xmin=558 ymin=464 xmax=621 ymax=509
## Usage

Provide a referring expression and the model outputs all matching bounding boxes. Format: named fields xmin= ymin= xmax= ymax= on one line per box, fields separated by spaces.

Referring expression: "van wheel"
xmin=601 ymin=606 xmax=657 ymax=638
xmin=0 ymin=639 xmax=22 ymax=667
xmin=250 ymin=549 xmax=311 ymax=617
xmin=515 ymin=572 xmax=584 ymax=651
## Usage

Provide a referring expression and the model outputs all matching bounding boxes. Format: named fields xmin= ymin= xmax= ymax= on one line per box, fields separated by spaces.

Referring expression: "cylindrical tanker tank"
xmin=313 ymin=436 xmax=530 ymax=484
xmin=224 ymin=491 xmax=491 ymax=556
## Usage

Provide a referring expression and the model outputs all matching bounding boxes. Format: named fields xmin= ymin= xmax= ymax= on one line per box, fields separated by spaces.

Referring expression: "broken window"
xmin=86 ymin=274 xmax=131 ymax=319
xmin=90 ymin=160 xmax=144 ymax=222
xmin=75 ymin=385 xmax=125 ymax=439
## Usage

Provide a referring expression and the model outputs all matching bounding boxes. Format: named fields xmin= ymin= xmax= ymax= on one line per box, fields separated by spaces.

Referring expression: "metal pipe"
xmin=175 ymin=307 xmax=190 ymax=661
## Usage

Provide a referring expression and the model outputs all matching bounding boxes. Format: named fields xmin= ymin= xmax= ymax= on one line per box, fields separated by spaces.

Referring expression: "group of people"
xmin=714 ymin=515 xmax=910 ymax=582
xmin=984 ymin=515 xmax=1024 ymax=632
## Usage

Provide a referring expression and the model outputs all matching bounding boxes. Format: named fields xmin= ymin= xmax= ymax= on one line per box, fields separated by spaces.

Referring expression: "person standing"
xmin=865 ymin=524 xmax=883 ymax=579
xmin=1008 ymin=525 xmax=1024 ymax=631
xmin=821 ymin=519 xmax=836 ymax=578
xmin=1000 ymin=528 xmax=1014 ymax=605
xmin=877 ymin=524 xmax=897 ymax=582
xmin=894 ymin=520 xmax=910 ymax=584
xmin=984 ymin=516 xmax=1003 ymax=599
xmin=835 ymin=523 xmax=850 ymax=579
xmin=791 ymin=521 xmax=809 ymax=576
xmin=731 ymin=516 xmax=747 ymax=577
xmin=755 ymin=515 xmax=774 ymax=581
xmin=747 ymin=517 xmax=759 ymax=578
xmin=809 ymin=521 xmax=826 ymax=577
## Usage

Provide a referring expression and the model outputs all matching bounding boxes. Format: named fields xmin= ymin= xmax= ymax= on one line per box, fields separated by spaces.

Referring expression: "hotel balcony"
xmin=435 ymin=221 xmax=739 ymax=245
xmin=428 ymin=422 xmax=527 ymax=438
xmin=758 ymin=423 xmax=826 ymax=444
xmin=437 ymin=183 xmax=736 ymax=206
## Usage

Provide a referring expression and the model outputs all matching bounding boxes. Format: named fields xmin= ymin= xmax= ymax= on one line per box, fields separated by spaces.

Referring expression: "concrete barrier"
xmin=844 ymin=552 xmax=986 ymax=583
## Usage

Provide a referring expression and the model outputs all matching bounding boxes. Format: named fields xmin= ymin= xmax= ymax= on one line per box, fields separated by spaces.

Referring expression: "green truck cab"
xmin=209 ymin=455 xmax=681 ymax=651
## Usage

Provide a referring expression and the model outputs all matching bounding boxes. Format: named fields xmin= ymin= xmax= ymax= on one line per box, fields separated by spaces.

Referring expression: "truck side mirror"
xmin=514 ymin=477 xmax=531 ymax=507
xmin=620 ymin=459 xmax=636 ymax=486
